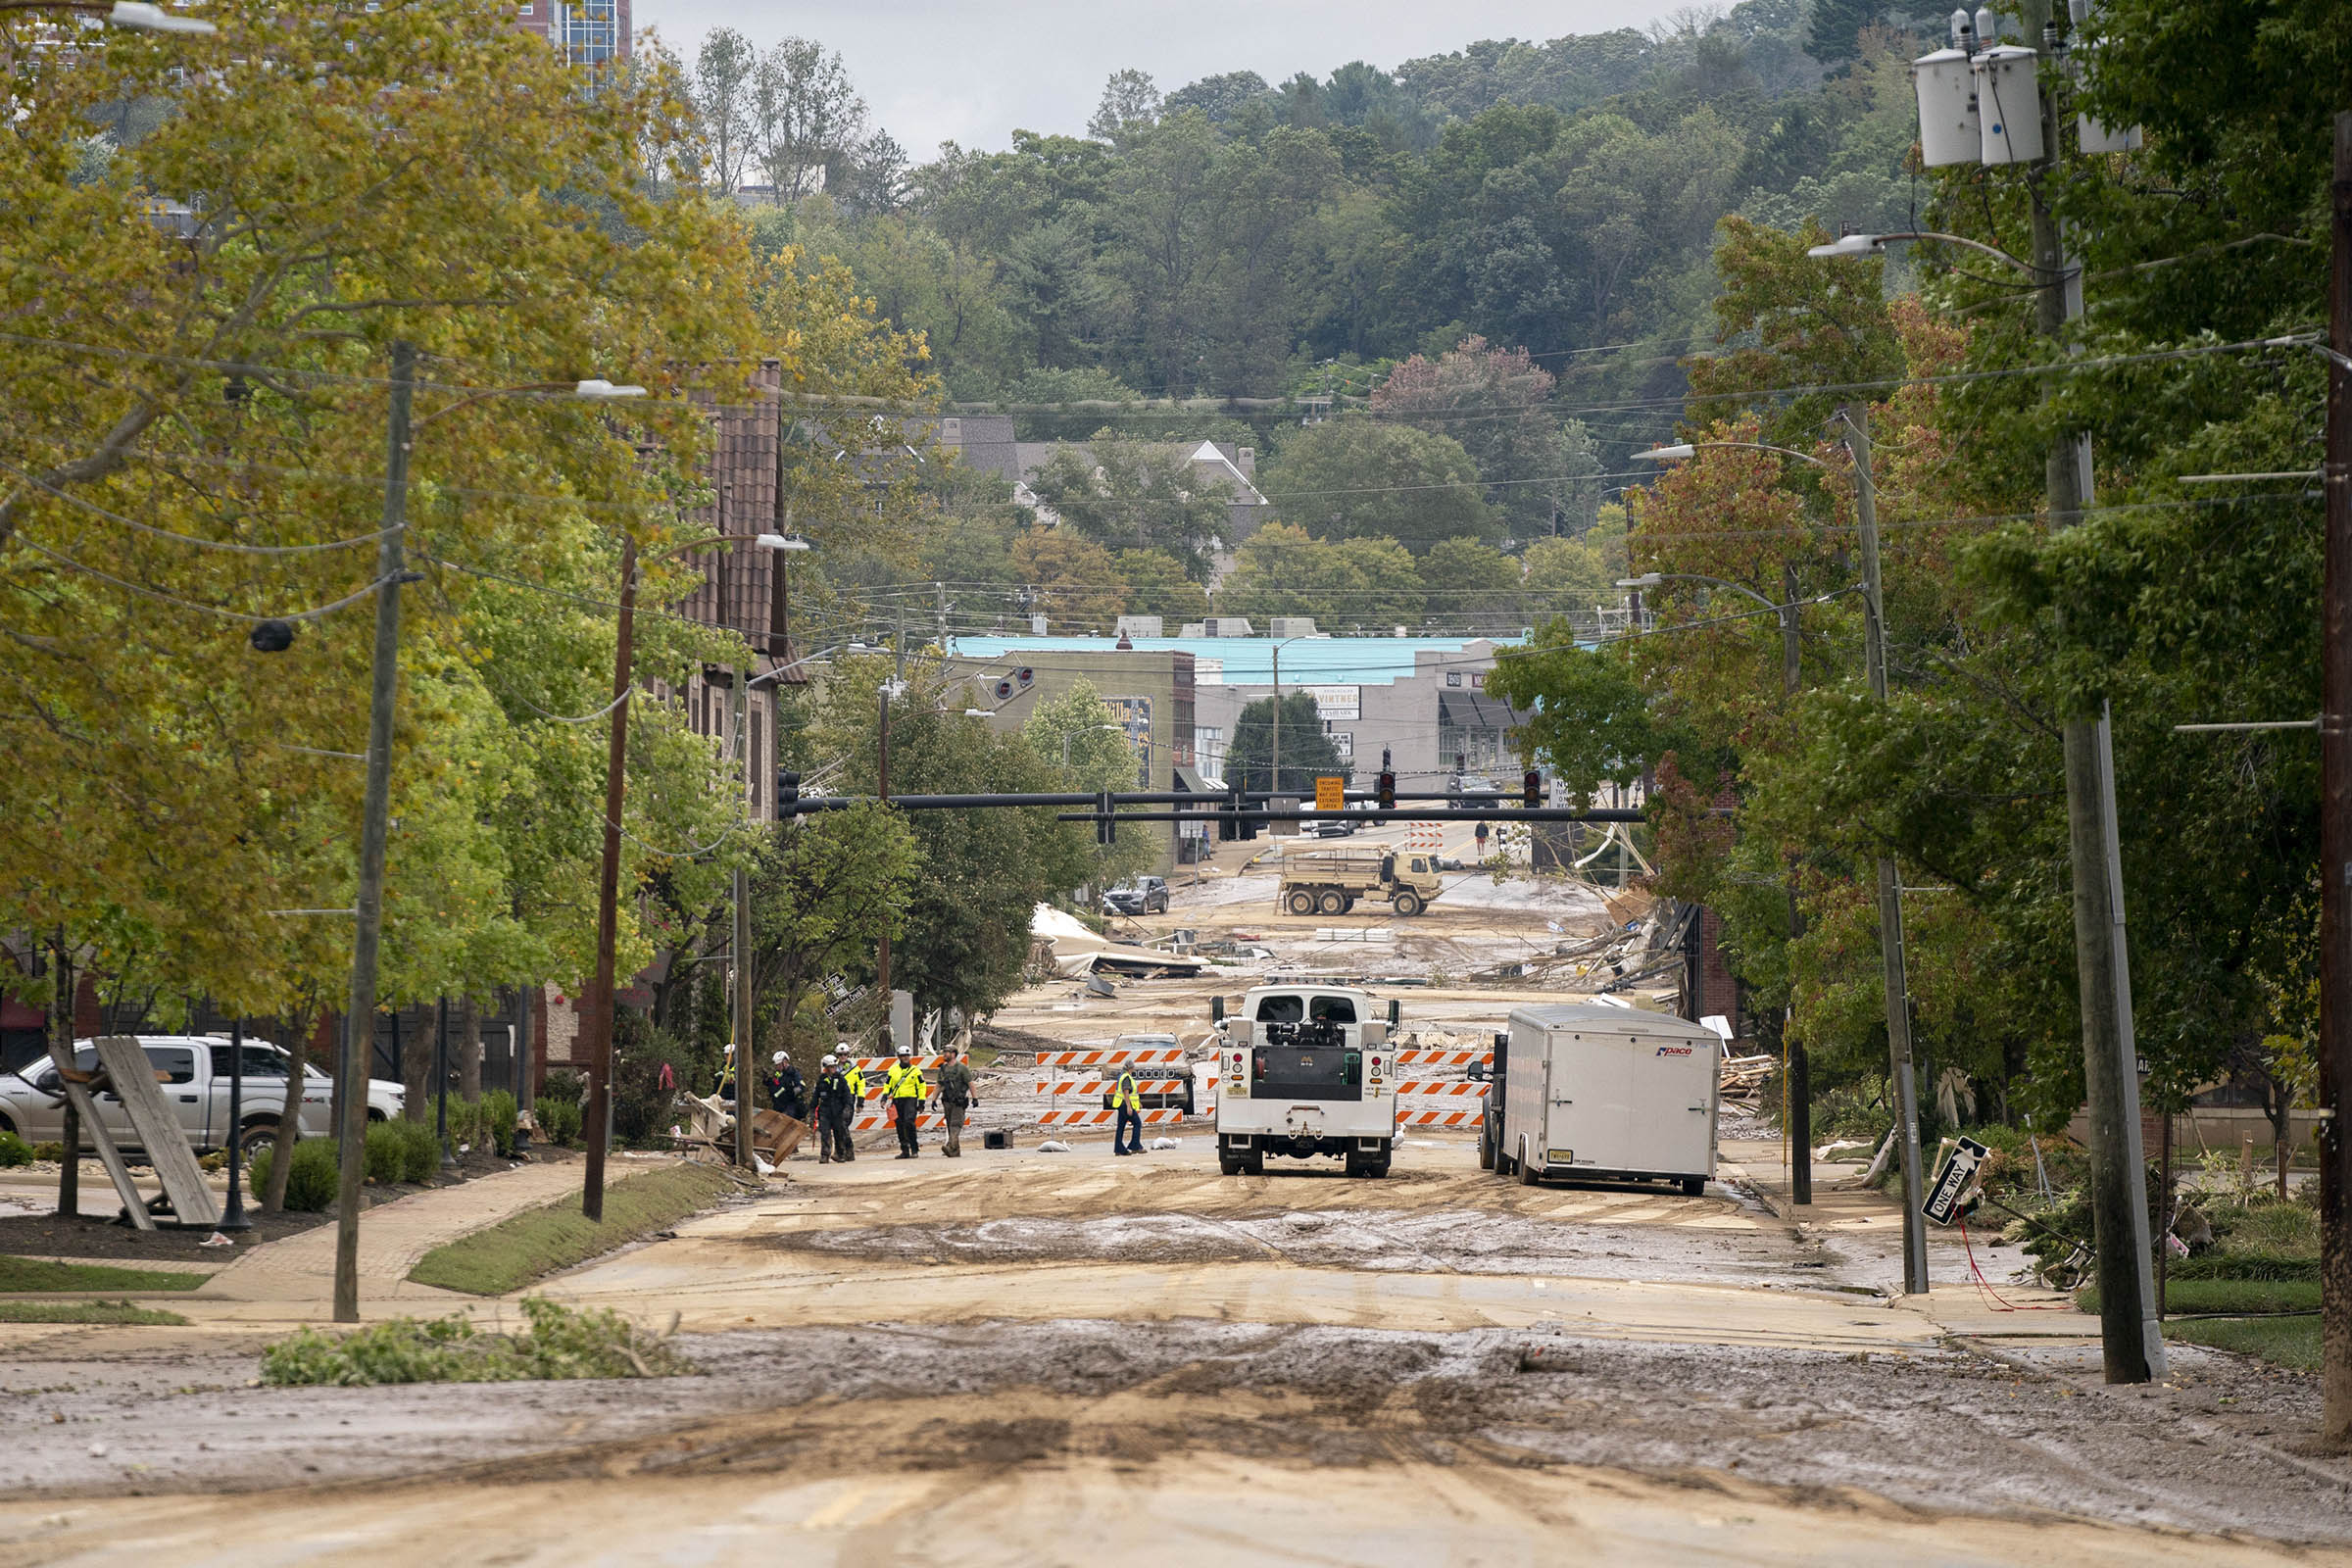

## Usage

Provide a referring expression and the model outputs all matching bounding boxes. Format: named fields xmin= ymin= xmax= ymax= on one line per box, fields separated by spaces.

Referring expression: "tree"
xmin=1011 ymin=526 xmax=1125 ymax=633
xmin=1226 ymin=693 xmax=1350 ymax=799
xmin=1115 ymin=549 xmax=1209 ymax=626
xmin=752 ymin=37 xmax=867 ymax=203
xmin=1418 ymin=538 xmax=1522 ymax=629
xmin=802 ymin=656 xmax=1091 ymax=1025
xmin=0 ymin=0 xmax=760 ymax=1027
xmin=1088 ymin=69 xmax=1162 ymax=142
xmin=1804 ymin=0 xmax=1886 ymax=67
xmin=748 ymin=805 xmax=918 ymax=1076
xmin=692 ymin=27 xmax=760 ymax=194
xmin=1258 ymin=418 xmax=1497 ymax=552
xmin=1024 ymin=680 xmax=1157 ymax=893
xmin=1370 ymin=336 xmax=1600 ymax=534
xmin=1027 ymin=436 xmax=1232 ymax=578
xmin=1217 ymin=522 xmax=1425 ymax=631
xmin=1162 ymin=71 xmax=1272 ymax=124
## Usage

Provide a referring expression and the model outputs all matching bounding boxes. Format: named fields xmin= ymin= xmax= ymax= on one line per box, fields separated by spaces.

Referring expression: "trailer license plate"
xmin=1548 ymin=1150 xmax=1574 ymax=1162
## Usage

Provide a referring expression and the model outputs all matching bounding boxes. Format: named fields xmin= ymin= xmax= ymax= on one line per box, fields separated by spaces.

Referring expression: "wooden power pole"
xmin=2321 ymin=108 xmax=2352 ymax=1446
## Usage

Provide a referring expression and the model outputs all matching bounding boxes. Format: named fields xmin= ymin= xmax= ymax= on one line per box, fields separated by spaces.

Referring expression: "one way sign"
xmin=1922 ymin=1135 xmax=1990 ymax=1225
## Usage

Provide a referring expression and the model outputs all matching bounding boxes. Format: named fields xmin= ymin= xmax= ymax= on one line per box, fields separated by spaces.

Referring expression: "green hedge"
xmin=368 ymin=1118 xmax=440 ymax=1184
xmin=0 ymin=1130 xmax=31 ymax=1168
xmin=248 ymin=1136 xmax=340 ymax=1211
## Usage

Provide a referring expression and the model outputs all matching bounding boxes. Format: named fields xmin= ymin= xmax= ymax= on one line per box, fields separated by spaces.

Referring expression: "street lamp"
xmin=1809 ymin=205 xmax=2166 ymax=1372
xmin=327 ymin=350 xmax=648 ymax=1323
xmin=1628 ymin=433 xmax=1919 ymax=1243
xmin=1805 ymin=229 xmax=2045 ymax=276
xmin=580 ymin=526 xmax=798 ymax=1222
xmin=1268 ymin=634 xmax=1314 ymax=799
xmin=0 ymin=1 xmax=218 ymax=33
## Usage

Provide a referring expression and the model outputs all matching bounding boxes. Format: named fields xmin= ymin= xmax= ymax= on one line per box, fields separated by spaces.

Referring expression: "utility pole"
xmin=874 ymin=675 xmax=892 ymax=1003
xmin=2027 ymin=25 xmax=2163 ymax=1382
xmin=1782 ymin=560 xmax=1811 ymax=1207
xmin=733 ymin=656 xmax=755 ymax=1174
xmin=334 ymin=339 xmax=414 ymax=1323
xmin=1271 ymin=642 xmax=1283 ymax=799
xmin=1841 ymin=403 xmax=1929 ymax=1294
xmin=2321 ymin=108 xmax=2352 ymax=1445
xmin=580 ymin=532 xmax=635 ymax=1225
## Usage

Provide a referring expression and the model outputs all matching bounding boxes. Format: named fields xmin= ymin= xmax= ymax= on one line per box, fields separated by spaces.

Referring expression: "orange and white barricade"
xmin=1033 ymin=1047 xmax=1197 ymax=1126
xmin=1395 ymin=1078 xmax=1490 ymax=1128
xmin=1391 ymin=1049 xmax=1492 ymax=1070
xmin=1034 ymin=1106 xmax=1186 ymax=1129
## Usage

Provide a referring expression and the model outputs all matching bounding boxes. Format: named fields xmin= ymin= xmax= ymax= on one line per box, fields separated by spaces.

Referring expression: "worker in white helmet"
xmin=811 ymin=1053 xmax=855 ymax=1163
xmin=764 ymin=1050 xmax=806 ymax=1122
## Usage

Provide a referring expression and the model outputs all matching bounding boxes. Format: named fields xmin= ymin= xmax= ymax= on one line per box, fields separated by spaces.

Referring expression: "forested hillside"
xmin=665 ymin=4 xmax=1934 ymax=630
xmin=688 ymin=3 xmax=1922 ymax=422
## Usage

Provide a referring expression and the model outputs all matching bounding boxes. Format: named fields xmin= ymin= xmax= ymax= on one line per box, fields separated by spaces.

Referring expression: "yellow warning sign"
xmin=1315 ymin=775 xmax=1345 ymax=812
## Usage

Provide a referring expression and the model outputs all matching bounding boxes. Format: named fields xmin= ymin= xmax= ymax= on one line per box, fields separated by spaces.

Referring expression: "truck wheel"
xmin=1478 ymin=1123 xmax=1494 ymax=1171
xmin=238 ymin=1119 xmax=280 ymax=1157
xmin=1680 ymin=1176 xmax=1706 ymax=1197
xmin=1515 ymin=1141 xmax=1539 ymax=1186
xmin=1286 ymin=890 xmax=1316 ymax=915
xmin=1244 ymin=1152 xmax=1265 ymax=1176
xmin=0 ymin=1111 xmax=15 ymax=1139
xmin=1393 ymin=892 xmax=1424 ymax=917
xmin=1219 ymin=1154 xmax=1243 ymax=1176
xmin=1317 ymin=890 xmax=1346 ymax=916
xmin=1341 ymin=895 xmax=1357 ymax=913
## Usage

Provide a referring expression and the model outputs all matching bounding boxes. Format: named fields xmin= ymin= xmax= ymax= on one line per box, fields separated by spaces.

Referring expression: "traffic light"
xmin=1523 ymin=769 xmax=1543 ymax=808
xmin=775 ymin=769 xmax=801 ymax=815
xmin=1096 ymin=789 xmax=1116 ymax=846
xmin=1220 ymin=785 xmax=1256 ymax=841
xmin=1376 ymin=770 xmax=1396 ymax=820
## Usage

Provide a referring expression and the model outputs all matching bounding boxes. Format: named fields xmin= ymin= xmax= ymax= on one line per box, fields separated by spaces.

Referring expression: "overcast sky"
xmin=633 ymin=1 xmax=1697 ymax=157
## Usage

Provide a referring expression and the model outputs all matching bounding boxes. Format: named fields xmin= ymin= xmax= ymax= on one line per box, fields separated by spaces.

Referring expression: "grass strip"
xmin=2079 ymin=1278 xmax=2321 ymax=1317
xmin=407 ymin=1162 xmax=738 ymax=1296
xmin=2165 ymin=1315 xmax=2320 ymax=1372
xmin=0 ymin=1254 xmax=209 ymax=1294
xmin=0 ymin=1298 xmax=189 ymax=1325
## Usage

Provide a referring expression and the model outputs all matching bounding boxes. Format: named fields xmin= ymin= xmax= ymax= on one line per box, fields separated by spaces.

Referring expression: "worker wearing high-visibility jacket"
xmin=1111 ymin=1066 xmax=1145 ymax=1156
xmin=884 ymin=1044 xmax=927 ymax=1158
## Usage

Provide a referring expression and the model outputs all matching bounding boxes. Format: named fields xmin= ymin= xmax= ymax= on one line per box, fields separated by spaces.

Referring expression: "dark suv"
xmin=1102 ymin=876 xmax=1170 ymax=915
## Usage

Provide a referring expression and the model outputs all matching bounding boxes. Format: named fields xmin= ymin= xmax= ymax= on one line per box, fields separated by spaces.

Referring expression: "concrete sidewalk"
xmin=1723 ymin=1136 xmax=2089 ymax=1341
xmin=194 ymin=1156 xmax=643 ymax=1308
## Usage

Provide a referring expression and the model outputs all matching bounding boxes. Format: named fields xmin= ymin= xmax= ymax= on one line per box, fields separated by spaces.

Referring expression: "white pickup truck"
xmin=1211 ymin=984 xmax=1398 ymax=1177
xmin=0 ymin=1036 xmax=405 ymax=1157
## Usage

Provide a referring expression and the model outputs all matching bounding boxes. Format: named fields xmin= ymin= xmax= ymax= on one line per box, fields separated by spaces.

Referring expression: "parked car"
xmin=1102 ymin=876 xmax=1171 ymax=915
xmin=1299 ymin=817 xmax=1355 ymax=839
xmin=0 ymin=1037 xmax=404 ymax=1157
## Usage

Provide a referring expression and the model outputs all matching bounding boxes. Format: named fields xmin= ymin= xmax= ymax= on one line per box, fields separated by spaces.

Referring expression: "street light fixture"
xmin=579 ymin=527 xmax=801 ymax=1222
xmin=1805 ymin=229 xmax=2044 ymax=277
xmin=1635 ymin=440 xmax=1829 ymax=467
xmin=0 ymin=1 xmax=219 ymax=33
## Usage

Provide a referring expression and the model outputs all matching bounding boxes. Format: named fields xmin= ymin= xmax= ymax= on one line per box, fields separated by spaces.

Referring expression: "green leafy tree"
xmin=1417 ymin=538 xmax=1522 ymax=629
xmin=749 ymin=804 xmax=918 ymax=1076
xmin=804 ymin=656 xmax=1090 ymax=1023
xmin=1226 ymin=693 xmax=1350 ymax=799
xmin=1258 ymin=418 xmax=1497 ymax=552
xmin=1115 ymin=549 xmax=1210 ymax=624
xmin=1028 ymin=436 xmax=1233 ymax=578
xmin=1217 ymin=521 xmax=1425 ymax=630
xmin=1368 ymin=337 xmax=1600 ymax=534
xmin=1024 ymin=680 xmax=1158 ymax=891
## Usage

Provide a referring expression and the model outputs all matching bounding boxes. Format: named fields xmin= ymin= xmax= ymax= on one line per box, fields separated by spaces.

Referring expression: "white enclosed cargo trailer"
xmin=1481 ymin=1003 xmax=1720 ymax=1195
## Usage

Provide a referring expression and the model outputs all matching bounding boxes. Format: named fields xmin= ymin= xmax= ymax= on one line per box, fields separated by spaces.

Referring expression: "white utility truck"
xmin=1481 ymin=1003 xmax=1721 ymax=1194
xmin=1211 ymin=983 xmax=1397 ymax=1176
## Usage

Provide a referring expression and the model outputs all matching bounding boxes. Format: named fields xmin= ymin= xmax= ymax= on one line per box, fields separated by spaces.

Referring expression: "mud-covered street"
xmin=5 ymin=1136 xmax=2350 ymax=1565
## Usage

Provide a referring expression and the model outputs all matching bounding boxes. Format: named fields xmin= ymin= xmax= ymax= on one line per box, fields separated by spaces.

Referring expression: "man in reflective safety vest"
xmin=1111 ymin=1067 xmax=1144 ymax=1156
xmin=811 ymin=1054 xmax=855 ymax=1163
xmin=884 ymin=1044 xmax=927 ymax=1158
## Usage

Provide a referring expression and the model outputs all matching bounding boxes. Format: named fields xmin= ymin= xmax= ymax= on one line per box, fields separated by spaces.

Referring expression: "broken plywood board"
xmin=91 ymin=1036 xmax=220 ymax=1227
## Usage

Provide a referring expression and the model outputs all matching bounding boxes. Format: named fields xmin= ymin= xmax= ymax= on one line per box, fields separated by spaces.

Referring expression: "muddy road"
xmin=4 ymin=1140 xmax=2349 ymax=1563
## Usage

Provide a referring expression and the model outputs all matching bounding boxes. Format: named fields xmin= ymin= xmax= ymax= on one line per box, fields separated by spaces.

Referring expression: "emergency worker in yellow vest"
xmin=884 ymin=1043 xmax=927 ymax=1158
xmin=1111 ymin=1066 xmax=1145 ymax=1156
